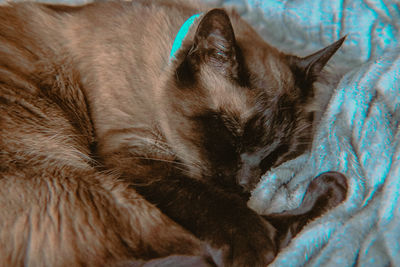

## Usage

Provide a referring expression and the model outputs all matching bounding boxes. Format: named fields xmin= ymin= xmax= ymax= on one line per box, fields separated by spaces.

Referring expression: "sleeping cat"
xmin=0 ymin=0 xmax=348 ymax=266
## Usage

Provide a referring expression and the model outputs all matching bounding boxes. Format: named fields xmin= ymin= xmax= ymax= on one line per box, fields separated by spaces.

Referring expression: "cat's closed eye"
xmin=259 ymin=144 xmax=289 ymax=173
xmin=195 ymin=112 xmax=239 ymax=162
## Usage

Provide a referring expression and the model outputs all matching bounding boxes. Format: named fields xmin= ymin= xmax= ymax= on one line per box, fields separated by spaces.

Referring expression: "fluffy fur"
xmin=0 ymin=1 xmax=347 ymax=266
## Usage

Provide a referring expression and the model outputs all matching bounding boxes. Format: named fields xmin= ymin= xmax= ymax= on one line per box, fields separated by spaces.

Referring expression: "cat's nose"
xmin=238 ymin=180 xmax=252 ymax=192
xmin=237 ymin=169 xmax=253 ymax=192
xmin=237 ymin=164 xmax=261 ymax=192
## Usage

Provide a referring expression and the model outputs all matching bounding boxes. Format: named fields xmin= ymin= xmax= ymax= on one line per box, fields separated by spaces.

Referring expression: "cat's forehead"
xmin=230 ymin=13 xmax=296 ymax=93
xmin=198 ymin=64 xmax=254 ymax=123
xmin=196 ymin=48 xmax=298 ymax=128
xmin=243 ymin=43 xmax=296 ymax=95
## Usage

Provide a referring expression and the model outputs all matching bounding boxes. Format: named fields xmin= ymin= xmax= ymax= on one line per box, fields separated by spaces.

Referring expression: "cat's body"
xmin=0 ymin=1 xmax=347 ymax=266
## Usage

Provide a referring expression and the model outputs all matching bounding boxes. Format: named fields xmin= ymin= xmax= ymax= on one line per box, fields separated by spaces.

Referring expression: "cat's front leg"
xmin=131 ymin=174 xmax=277 ymax=267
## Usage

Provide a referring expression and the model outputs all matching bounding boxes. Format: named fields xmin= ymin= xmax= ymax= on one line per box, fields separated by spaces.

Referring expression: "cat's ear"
xmin=289 ymin=36 xmax=346 ymax=95
xmin=189 ymin=9 xmax=239 ymax=78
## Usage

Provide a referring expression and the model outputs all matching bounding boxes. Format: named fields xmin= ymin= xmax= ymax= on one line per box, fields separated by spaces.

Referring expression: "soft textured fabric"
xmin=250 ymin=51 xmax=400 ymax=267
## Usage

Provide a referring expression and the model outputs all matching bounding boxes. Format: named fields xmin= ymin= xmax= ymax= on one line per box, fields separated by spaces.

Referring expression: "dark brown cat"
xmin=0 ymin=1 xmax=347 ymax=266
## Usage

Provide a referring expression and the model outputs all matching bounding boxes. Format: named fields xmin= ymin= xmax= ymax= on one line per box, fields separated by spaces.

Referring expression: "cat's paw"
xmin=210 ymin=210 xmax=277 ymax=267
xmin=230 ymin=218 xmax=276 ymax=267
xmin=307 ymin=171 xmax=348 ymax=212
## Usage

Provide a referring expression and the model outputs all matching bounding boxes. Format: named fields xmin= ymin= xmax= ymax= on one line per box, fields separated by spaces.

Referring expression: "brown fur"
xmin=0 ymin=1 xmax=347 ymax=266
xmin=0 ymin=2 xmax=206 ymax=266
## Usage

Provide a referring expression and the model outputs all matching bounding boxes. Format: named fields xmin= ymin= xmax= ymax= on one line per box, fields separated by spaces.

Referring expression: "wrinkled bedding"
xmin=211 ymin=0 xmax=400 ymax=266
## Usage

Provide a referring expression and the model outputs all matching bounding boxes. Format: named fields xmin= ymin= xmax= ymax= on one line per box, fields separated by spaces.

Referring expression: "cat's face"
xmin=160 ymin=9 xmax=344 ymax=196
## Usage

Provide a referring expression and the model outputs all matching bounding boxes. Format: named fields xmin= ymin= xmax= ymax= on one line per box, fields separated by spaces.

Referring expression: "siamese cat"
xmin=0 ymin=0 xmax=347 ymax=266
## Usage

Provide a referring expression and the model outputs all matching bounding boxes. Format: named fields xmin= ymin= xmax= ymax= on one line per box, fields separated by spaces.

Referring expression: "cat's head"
xmin=159 ymin=9 xmax=344 ymax=197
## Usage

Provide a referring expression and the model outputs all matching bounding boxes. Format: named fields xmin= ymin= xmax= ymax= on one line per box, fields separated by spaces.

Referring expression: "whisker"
xmin=105 ymin=129 xmax=203 ymax=174
xmin=130 ymin=156 xmax=192 ymax=173
xmin=131 ymin=156 xmax=191 ymax=167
